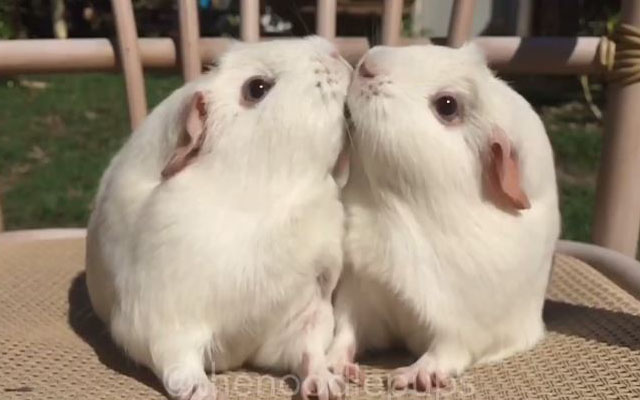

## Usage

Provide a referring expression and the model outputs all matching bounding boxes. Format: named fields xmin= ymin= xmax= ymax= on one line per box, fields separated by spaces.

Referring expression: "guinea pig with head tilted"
xmin=326 ymin=44 xmax=560 ymax=390
xmin=85 ymin=36 xmax=352 ymax=400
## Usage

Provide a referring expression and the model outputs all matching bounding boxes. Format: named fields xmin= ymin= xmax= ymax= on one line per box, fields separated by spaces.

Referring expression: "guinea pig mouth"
xmin=343 ymin=103 xmax=355 ymax=132
xmin=343 ymin=103 xmax=351 ymax=121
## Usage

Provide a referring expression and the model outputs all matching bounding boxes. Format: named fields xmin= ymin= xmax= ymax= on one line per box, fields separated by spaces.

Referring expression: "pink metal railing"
xmin=0 ymin=0 xmax=638 ymax=258
xmin=0 ymin=36 xmax=605 ymax=74
xmin=447 ymin=0 xmax=476 ymax=47
xmin=241 ymin=0 xmax=260 ymax=42
xmin=317 ymin=0 xmax=337 ymax=38
xmin=111 ymin=0 xmax=147 ymax=130
xmin=178 ymin=0 xmax=202 ymax=81
xmin=593 ymin=0 xmax=640 ymax=257
xmin=382 ymin=0 xmax=403 ymax=46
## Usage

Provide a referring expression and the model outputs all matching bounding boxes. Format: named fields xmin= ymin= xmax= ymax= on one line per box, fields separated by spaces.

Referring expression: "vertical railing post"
xmin=240 ymin=0 xmax=260 ymax=42
xmin=447 ymin=0 xmax=476 ymax=48
xmin=382 ymin=0 xmax=403 ymax=46
xmin=0 ymin=198 xmax=4 ymax=232
xmin=593 ymin=0 xmax=640 ymax=257
xmin=178 ymin=0 xmax=201 ymax=82
xmin=111 ymin=0 xmax=147 ymax=131
xmin=515 ymin=0 xmax=533 ymax=37
xmin=317 ymin=0 xmax=337 ymax=38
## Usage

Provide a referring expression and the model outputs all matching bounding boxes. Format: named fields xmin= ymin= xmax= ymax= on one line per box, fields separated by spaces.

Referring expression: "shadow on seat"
xmin=67 ymin=272 xmax=166 ymax=396
xmin=66 ymin=266 xmax=640 ymax=400
xmin=67 ymin=271 xmax=301 ymax=398
xmin=543 ymin=300 xmax=640 ymax=351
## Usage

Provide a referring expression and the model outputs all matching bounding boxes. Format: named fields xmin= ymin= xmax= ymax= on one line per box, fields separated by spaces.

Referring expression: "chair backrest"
xmin=1 ymin=0 xmax=638 ymax=259
xmin=111 ymin=0 xmax=420 ymax=132
xmin=111 ymin=0 xmax=476 ymax=133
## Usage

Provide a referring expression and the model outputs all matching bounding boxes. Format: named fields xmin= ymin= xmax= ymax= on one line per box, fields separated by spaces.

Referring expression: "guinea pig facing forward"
xmin=86 ymin=37 xmax=351 ymax=400
xmin=327 ymin=44 xmax=560 ymax=390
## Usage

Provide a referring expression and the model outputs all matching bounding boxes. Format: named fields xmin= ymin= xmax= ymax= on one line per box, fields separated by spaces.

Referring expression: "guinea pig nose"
xmin=358 ymin=61 xmax=376 ymax=78
xmin=329 ymin=50 xmax=340 ymax=59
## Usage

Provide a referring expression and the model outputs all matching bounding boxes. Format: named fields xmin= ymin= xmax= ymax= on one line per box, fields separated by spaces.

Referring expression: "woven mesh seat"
xmin=1 ymin=238 xmax=639 ymax=399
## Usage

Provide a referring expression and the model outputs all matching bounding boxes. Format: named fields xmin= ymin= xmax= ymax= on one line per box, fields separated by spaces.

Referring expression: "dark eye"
xmin=241 ymin=76 xmax=274 ymax=104
xmin=432 ymin=94 xmax=461 ymax=123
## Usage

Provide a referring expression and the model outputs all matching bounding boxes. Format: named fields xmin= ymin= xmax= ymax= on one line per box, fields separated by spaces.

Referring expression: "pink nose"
xmin=329 ymin=50 xmax=340 ymax=59
xmin=358 ymin=61 xmax=376 ymax=78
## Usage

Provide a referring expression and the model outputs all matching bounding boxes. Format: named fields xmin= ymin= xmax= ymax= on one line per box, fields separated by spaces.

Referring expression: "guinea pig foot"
xmin=183 ymin=382 xmax=223 ymax=400
xmin=163 ymin=368 xmax=220 ymax=400
xmin=301 ymin=369 xmax=346 ymax=400
xmin=329 ymin=361 xmax=364 ymax=385
xmin=388 ymin=359 xmax=451 ymax=392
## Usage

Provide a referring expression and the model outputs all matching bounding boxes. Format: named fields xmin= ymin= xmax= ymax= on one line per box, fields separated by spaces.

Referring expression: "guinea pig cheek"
xmin=357 ymin=78 xmax=390 ymax=100
xmin=351 ymin=67 xmax=391 ymax=100
xmin=313 ymin=59 xmax=344 ymax=97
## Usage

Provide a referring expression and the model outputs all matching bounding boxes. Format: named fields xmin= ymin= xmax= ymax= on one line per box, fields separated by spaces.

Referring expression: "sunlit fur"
xmin=328 ymin=44 xmax=560 ymax=381
xmin=86 ymin=37 xmax=351 ymax=399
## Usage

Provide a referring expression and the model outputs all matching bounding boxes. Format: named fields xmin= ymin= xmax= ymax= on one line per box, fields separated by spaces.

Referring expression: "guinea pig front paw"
xmin=301 ymin=369 xmax=346 ymax=400
xmin=328 ymin=361 xmax=364 ymax=385
xmin=181 ymin=383 xmax=222 ymax=400
xmin=388 ymin=355 xmax=453 ymax=392
xmin=163 ymin=367 xmax=220 ymax=400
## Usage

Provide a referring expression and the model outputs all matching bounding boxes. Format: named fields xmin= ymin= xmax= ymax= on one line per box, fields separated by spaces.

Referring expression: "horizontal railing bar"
xmin=0 ymin=36 xmax=603 ymax=75
xmin=472 ymin=36 xmax=603 ymax=74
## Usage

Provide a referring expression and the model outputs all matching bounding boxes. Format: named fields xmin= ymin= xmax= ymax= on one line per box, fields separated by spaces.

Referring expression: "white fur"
xmin=86 ymin=36 xmax=352 ymax=400
xmin=328 ymin=44 xmax=560 ymax=385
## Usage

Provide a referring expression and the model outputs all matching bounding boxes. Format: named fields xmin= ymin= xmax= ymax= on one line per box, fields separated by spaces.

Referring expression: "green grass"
xmin=538 ymin=96 xmax=603 ymax=243
xmin=0 ymin=73 xmax=182 ymax=229
xmin=0 ymin=73 xmax=608 ymax=247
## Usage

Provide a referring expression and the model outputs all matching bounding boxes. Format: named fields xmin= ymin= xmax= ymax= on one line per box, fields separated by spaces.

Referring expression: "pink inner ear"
xmin=186 ymin=92 xmax=207 ymax=138
xmin=161 ymin=92 xmax=208 ymax=179
xmin=488 ymin=131 xmax=531 ymax=210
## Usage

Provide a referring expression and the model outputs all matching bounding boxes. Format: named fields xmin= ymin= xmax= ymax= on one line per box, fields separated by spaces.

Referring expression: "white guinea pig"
xmin=327 ymin=44 xmax=560 ymax=390
xmin=86 ymin=36 xmax=352 ymax=400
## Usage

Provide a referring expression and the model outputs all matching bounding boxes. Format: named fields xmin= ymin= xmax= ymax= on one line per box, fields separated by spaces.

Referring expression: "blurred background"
xmin=0 ymin=0 xmax=623 ymax=246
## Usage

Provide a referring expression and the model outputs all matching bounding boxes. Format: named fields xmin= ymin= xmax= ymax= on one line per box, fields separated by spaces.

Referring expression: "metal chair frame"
xmin=0 ymin=0 xmax=639 ymax=265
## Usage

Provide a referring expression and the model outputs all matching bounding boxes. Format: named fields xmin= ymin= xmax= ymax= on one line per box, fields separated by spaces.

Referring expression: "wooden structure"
xmin=0 ymin=1 xmax=639 ymax=253
xmin=1 ymin=2 xmax=640 ymax=400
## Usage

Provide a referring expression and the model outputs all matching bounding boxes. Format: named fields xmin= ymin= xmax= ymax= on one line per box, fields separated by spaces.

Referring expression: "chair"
xmin=1 ymin=1 xmax=639 ymax=399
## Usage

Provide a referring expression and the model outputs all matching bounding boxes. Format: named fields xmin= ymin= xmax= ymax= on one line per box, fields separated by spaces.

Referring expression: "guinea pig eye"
xmin=241 ymin=76 xmax=274 ymax=105
xmin=432 ymin=93 xmax=461 ymax=124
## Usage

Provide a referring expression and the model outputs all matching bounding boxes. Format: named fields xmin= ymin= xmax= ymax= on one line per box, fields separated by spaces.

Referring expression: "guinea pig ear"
xmin=460 ymin=42 xmax=487 ymax=65
xmin=161 ymin=91 xmax=208 ymax=179
xmin=484 ymin=127 xmax=531 ymax=211
xmin=332 ymin=145 xmax=350 ymax=189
